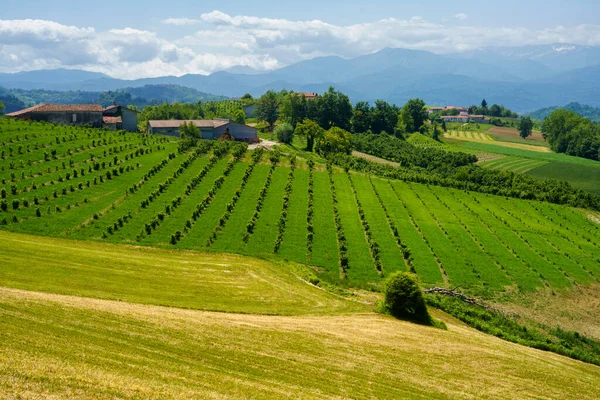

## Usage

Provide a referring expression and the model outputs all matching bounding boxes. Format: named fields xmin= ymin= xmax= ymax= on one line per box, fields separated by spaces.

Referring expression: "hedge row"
xmin=243 ymin=150 xmax=281 ymax=243
xmin=273 ymin=156 xmax=297 ymax=253
xmin=368 ymin=177 xmax=415 ymax=273
xmin=346 ymin=171 xmax=382 ymax=273
xmin=306 ymin=158 xmax=315 ymax=260
xmin=172 ymin=148 xmax=261 ymax=245
xmin=327 ymin=163 xmax=349 ymax=275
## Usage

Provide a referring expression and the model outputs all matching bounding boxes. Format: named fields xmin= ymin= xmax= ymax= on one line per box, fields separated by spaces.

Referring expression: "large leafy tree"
xmin=371 ymin=100 xmax=399 ymax=135
xmin=316 ymin=127 xmax=352 ymax=156
xmin=256 ymin=90 xmax=280 ymax=131
xmin=0 ymin=101 xmax=5 ymax=115
xmin=315 ymin=87 xmax=353 ymax=131
xmin=518 ymin=116 xmax=534 ymax=139
xmin=352 ymin=101 xmax=372 ymax=134
xmin=400 ymin=99 xmax=428 ymax=134
xmin=279 ymin=91 xmax=308 ymax=128
xmin=295 ymin=119 xmax=324 ymax=152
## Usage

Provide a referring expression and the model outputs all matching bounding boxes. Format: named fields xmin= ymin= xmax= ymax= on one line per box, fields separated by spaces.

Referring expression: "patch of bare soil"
xmin=248 ymin=139 xmax=278 ymax=151
xmin=488 ymin=126 xmax=546 ymax=141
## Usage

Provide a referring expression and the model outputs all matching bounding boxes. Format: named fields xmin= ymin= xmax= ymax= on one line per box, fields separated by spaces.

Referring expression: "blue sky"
xmin=1 ymin=0 xmax=599 ymax=78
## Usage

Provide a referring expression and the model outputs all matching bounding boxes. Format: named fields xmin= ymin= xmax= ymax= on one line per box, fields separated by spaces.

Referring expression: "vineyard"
xmin=2 ymin=118 xmax=600 ymax=293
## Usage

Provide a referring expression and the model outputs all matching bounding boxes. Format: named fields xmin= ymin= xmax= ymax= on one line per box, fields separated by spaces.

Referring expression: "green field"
xmin=2 ymin=230 xmax=600 ymax=399
xmin=2 ymin=118 xmax=600 ymax=398
xmin=527 ymin=161 xmax=600 ymax=196
xmin=2 ymin=118 xmax=599 ymax=294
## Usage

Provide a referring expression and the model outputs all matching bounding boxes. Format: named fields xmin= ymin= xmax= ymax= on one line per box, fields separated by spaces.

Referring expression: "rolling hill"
xmin=1 ymin=230 xmax=600 ymax=399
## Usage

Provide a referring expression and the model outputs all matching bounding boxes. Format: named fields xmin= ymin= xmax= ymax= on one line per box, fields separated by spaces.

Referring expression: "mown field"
xmin=1 ymin=231 xmax=600 ymax=399
xmin=2 ymin=118 xmax=599 ymax=294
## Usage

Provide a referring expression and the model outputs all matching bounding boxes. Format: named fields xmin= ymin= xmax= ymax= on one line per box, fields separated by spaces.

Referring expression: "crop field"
xmin=479 ymin=156 xmax=550 ymax=174
xmin=2 ymin=118 xmax=600 ymax=294
xmin=445 ymin=129 xmax=494 ymax=141
xmin=527 ymin=161 xmax=600 ymax=196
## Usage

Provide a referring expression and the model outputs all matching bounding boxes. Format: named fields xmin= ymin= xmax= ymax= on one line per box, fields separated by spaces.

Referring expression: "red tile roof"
xmin=7 ymin=103 xmax=103 ymax=117
xmin=295 ymin=92 xmax=318 ymax=99
xmin=103 ymin=116 xmax=122 ymax=124
xmin=148 ymin=120 xmax=231 ymax=129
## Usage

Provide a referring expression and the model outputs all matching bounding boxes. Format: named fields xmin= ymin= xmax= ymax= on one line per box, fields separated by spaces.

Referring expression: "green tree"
xmin=431 ymin=123 xmax=441 ymax=141
xmin=256 ymin=90 xmax=279 ymax=131
xmin=352 ymin=101 xmax=372 ymax=134
xmin=371 ymin=100 xmax=399 ymax=135
xmin=518 ymin=116 xmax=534 ymax=139
xmin=315 ymin=87 xmax=353 ymax=131
xmin=400 ymin=99 xmax=427 ymax=134
xmin=232 ymin=108 xmax=247 ymax=124
xmin=295 ymin=119 xmax=323 ymax=152
xmin=481 ymin=99 xmax=488 ymax=110
xmin=0 ymin=101 xmax=5 ymax=115
xmin=274 ymin=122 xmax=294 ymax=144
xmin=241 ymin=93 xmax=253 ymax=100
xmin=315 ymin=127 xmax=352 ymax=156
xmin=382 ymin=272 xmax=431 ymax=324
xmin=279 ymin=91 xmax=307 ymax=128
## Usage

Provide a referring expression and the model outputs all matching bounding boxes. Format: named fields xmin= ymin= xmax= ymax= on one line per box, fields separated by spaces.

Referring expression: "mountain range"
xmin=1 ymin=44 xmax=600 ymax=112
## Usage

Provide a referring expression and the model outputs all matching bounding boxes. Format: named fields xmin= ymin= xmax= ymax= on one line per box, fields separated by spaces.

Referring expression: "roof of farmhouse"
xmin=7 ymin=103 xmax=103 ymax=117
xmin=148 ymin=120 xmax=232 ymax=129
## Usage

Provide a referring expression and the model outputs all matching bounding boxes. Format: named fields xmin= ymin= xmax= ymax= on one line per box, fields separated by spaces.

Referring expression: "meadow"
xmin=1 ymin=231 xmax=600 ymax=399
xmin=2 ymin=118 xmax=599 ymax=295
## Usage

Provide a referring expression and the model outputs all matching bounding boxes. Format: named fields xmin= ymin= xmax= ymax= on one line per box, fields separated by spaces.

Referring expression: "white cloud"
xmin=2 ymin=13 xmax=600 ymax=79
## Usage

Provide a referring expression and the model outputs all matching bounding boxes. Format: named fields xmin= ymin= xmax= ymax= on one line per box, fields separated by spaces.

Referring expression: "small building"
xmin=6 ymin=103 xmax=103 ymax=127
xmin=468 ymin=115 xmax=491 ymax=124
xmin=295 ymin=92 xmax=319 ymax=100
xmin=102 ymin=116 xmax=122 ymax=130
xmin=147 ymin=119 xmax=259 ymax=143
xmin=103 ymin=105 xmax=139 ymax=132
xmin=441 ymin=115 xmax=470 ymax=123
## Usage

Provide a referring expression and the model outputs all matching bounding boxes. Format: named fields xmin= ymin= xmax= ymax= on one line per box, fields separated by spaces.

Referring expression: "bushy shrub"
xmin=275 ymin=123 xmax=294 ymax=144
xmin=382 ymin=272 xmax=431 ymax=324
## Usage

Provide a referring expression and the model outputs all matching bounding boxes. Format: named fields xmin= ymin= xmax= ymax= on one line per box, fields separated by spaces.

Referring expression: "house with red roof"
xmin=7 ymin=103 xmax=104 ymax=127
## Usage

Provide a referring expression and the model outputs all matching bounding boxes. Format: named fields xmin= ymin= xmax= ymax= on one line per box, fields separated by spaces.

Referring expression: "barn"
xmin=6 ymin=103 xmax=103 ymax=126
xmin=147 ymin=119 xmax=259 ymax=143
xmin=103 ymin=104 xmax=139 ymax=132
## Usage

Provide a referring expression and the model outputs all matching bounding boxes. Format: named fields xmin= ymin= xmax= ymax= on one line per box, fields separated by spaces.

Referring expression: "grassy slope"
xmin=527 ymin=162 xmax=600 ymax=196
xmin=1 ymin=231 xmax=600 ymax=399
xmin=0 ymin=230 xmax=365 ymax=315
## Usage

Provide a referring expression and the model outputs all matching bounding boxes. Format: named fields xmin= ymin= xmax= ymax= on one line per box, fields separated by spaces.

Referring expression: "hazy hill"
xmin=1 ymin=45 xmax=600 ymax=112
xmin=2 ymin=84 xmax=227 ymax=110
xmin=529 ymin=102 xmax=600 ymax=122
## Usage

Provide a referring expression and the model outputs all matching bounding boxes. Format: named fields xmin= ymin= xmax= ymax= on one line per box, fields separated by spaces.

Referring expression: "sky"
xmin=1 ymin=0 xmax=599 ymax=79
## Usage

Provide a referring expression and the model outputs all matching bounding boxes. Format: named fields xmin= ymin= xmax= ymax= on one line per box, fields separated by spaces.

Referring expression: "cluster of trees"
xmin=0 ymin=101 xmax=4 ymax=115
xmin=256 ymin=87 xmax=430 ymax=138
xmin=542 ymin=109 xmax=600 ymax=161
xmin=468 ymin=100 xmax=518 ymax=118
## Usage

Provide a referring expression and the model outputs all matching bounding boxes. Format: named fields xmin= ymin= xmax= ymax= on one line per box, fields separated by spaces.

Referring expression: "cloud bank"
xmin=0 ymin=12 xmax=599 ymax=79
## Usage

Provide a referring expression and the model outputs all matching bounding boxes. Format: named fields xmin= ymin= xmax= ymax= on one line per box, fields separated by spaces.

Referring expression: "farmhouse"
xmin=103 ymin=104 xmax=139 ymax=132
xmin=7 ymin=103 xmax=104 ymax=127
xmin=468 ymin=115 xmax=491 ymax=124
xmin=148 ymin=119 xmax=259 ymax=142
xmin=295 ymin=92 xmax=319 ymax=100
xmin=441 ymin=115 xmax=470 ymax=123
